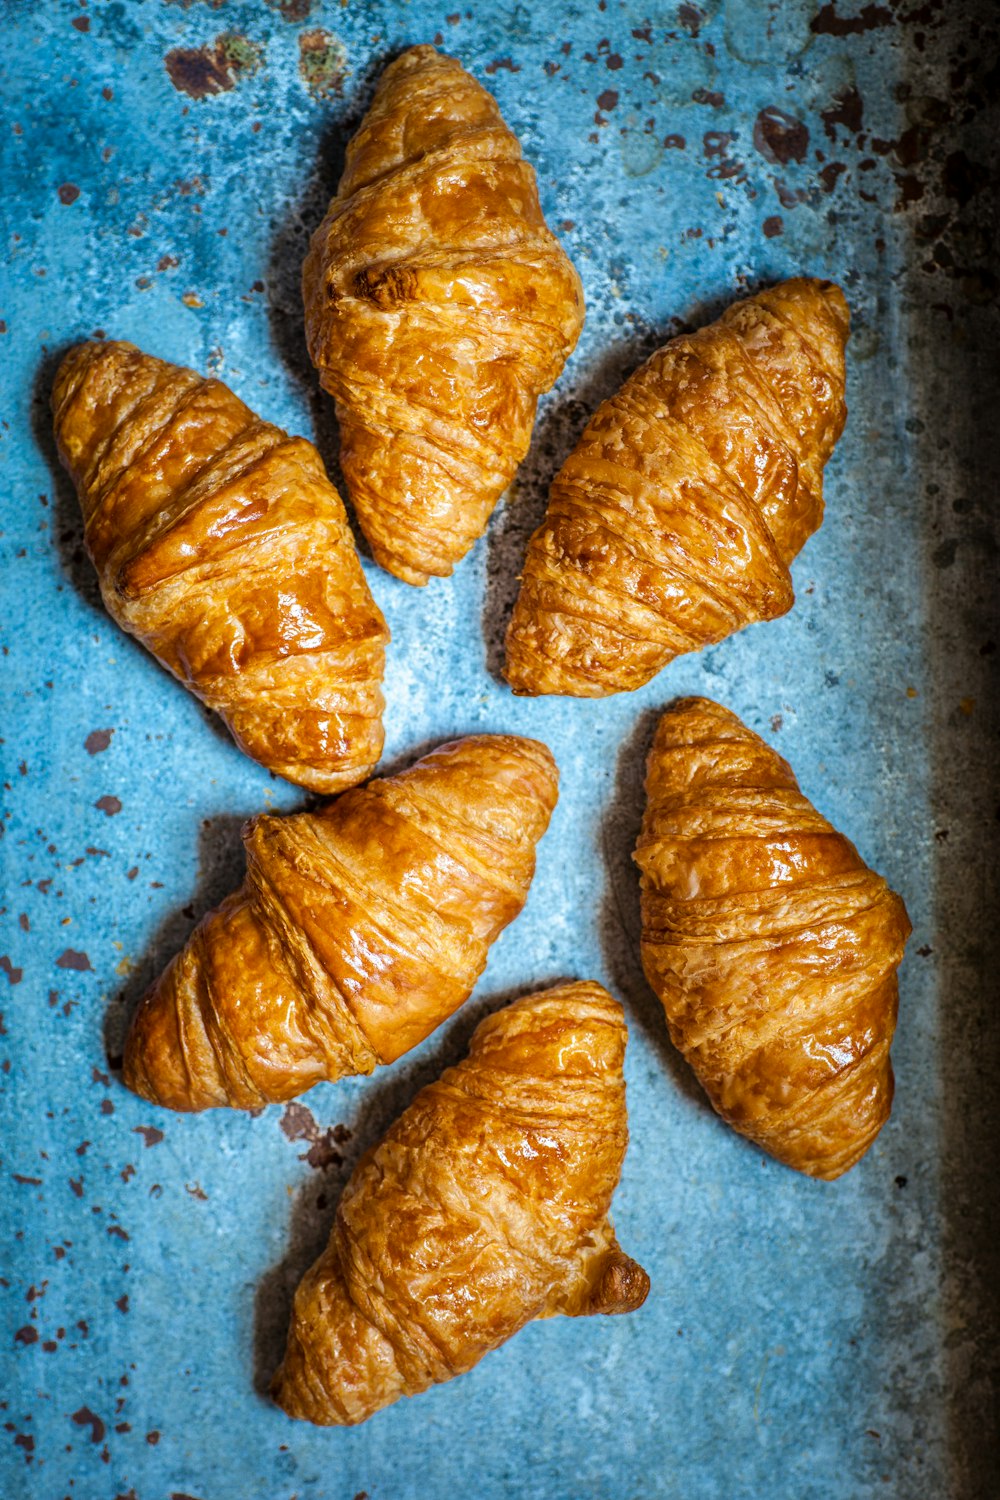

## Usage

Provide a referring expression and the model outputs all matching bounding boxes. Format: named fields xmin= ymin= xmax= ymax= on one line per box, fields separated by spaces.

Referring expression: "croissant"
xmin=634 ymin=698 xmax=911 ymax=1179
xmin=302 ymin=43 xmax=585 ymax=585
xmin=505 ymin=277 xmax=850 ymax=696
xmin=123 ymin=735 xmax=558 ymax=1111
xmin=51 ymin=340 xmax=388 ymax=793
xmin=272 ymin=981 xmax=649 ymax=1425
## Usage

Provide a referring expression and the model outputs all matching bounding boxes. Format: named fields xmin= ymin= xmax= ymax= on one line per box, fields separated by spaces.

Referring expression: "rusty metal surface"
xmin=1 ymin=1 xmax=997 ymax=1497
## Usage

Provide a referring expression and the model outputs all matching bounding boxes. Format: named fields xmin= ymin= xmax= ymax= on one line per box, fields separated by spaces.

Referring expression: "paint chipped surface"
xmin=1 ymin=0 xmax=998 ymax=1497
xmin=165 ymin=33 xmax=265 ymax=100
xmin=297 ymin=30 xmax=348 ymax=101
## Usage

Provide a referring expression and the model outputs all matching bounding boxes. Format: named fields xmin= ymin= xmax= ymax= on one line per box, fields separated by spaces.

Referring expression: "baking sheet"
xmin=2 ymin=1 xmax=997 ymax=1496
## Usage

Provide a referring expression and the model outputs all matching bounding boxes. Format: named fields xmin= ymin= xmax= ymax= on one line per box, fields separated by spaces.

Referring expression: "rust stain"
xmin=71 ymin=1406 xmax=106 ymax=1444
xmin=0 ymin=956 xmax=23 ymax=985
xmin=763 ymin=215 xmax=784 ymax=238
xmin=811 ymin=2 xmax=894 ymax=36
xmin=821 ymin=85 xmax=864 ymax=141
xmin=678 ymin=3 xmax=706 ymax=36
xmin=84 ymin=728 xmax=113 ymax=755
xmin=753 ymin=107 xmax=809 ymax=166
xmin=298 ymin=30 xmax=348 ymax=100
xmin=56 ymin=949 xmax=91 ymax=971
xmin=268 ymin=0 xmax=313 ymax=18
xmin=164 ymin=33 xmax=264 ymax=100
xmin=95 ymin=795 xmax=122 ymax=816
xmin=58 ymin=183 xmax=80 ymax=205
xmin=279 ymin=1101 xmax=351 ymax=1170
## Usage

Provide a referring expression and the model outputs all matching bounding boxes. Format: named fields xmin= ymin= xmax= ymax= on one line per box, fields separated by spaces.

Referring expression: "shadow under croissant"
xmin=262 ymin=48 xmax=408 ymax=567
xmin=480 ymin=326 xmax=668 ymax=688
xmin=251 ymin=972 xmax=576 ymax=1401
xmin=597 ymin=702 xmax=710 ymax=1114
xmin=102 ymin=813 xmax=252 ymax=1073
xmin=32 ymin=342 xmax=106 ymax=618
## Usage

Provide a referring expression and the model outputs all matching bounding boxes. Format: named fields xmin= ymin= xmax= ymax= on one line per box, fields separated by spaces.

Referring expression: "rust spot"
xmin=72 ymin=15 xmax=90 ymax=32
xmin=95 ymin=796 xmax=122 ymax=816
xmin=819 ymin=162 xmax=848 ymax=193
xmin=753 ymin=107 xmax=809 ymax=165
xmin=820 ymin=85 xmax=864 ymax=141
xmin=267 ymin=0 xmax=313 ymax=18
xmin=133 ymin=1125 xmax=164 ymax=1147
xmin=298 ymin=30 xmax=348 ymax=100
xmin=71 ymin=1406 xmax=106 ymax=1444
xmin=279 ymin=1101 xmax=351 ymax=1170
xmin=84 ymin=728 xmax=113 ymax=755
xmin=811 ymin=2 xmax=893 ymax=36
xmin=763 ymin=215 xmax=784 ymax=237
xmin=0 ymin=957 xmax=22 ymax=985
xmin=597 ymin=88 xmax=619 ymax=111
xmin=58 ymin=184 xmax=80 ymax=205
xmin=677 ymin=2 xmax=705 ymax=35
xmin=14 ymin=1325 xmax=38 ymax=1345
xmin=164 ymin=33 xmax=264 ymax=100
xmin=485 ymin=56 xmax=521 ymax=74
xmin=692 ymin=88 xmax=724 ymax=107
xmin=942 ymin=150 xmax=985 ymax=207
xmin=56 ymin=949 xmax=92 ymax=971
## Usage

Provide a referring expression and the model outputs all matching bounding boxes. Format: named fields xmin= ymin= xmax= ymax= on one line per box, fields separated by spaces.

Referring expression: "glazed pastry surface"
xmin=272 ymin=981 xmax=649 ymax=1426
xmin=505 ymin=277 xmax=849 ymax=696
xmin=123 ymin=735 xmax=558 ymax=1111
xmin=635 ymin=698 xmax=910 ymax=1179
xmin=302 ymin=43 xmax=585 ymax=585
xmin=52 ymin=340 xmax=388 ymax=793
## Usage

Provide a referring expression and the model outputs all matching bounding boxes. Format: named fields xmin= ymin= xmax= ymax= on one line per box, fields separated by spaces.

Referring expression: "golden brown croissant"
xmin=634 ymin=698 xmax=910 ymax=1179
xmin=123 ymin=735 xmax=558 ymax=1111
xmin=51 ymin=340 xmax=388 ymax=793
xmin=505 ymin=277 xmax=849 ymax=696
xmin=272 ymin=980 xmax=649 ymax=1425
xmin=302 ymin=44 xmax=585 ymax=585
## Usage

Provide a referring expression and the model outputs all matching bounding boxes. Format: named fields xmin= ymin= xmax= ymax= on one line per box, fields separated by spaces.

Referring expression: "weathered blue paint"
xmin=2 ymin=1 xmax=997 ymax=1497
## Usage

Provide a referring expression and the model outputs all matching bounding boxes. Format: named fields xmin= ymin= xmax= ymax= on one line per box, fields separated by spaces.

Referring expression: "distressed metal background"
xmin=1 ymin=1 xmax=997 ymax=1497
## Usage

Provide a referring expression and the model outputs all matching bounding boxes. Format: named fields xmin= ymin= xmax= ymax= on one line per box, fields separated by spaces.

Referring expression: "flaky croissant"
xmin=52 ymin=340 xmax=388 ymax=793
xmin=634 ymin=698 xmax=910 ymax=1179
xmin=505 ymin=277 xmax=849 ymax=696
xmin=302 ymin=44 xmax=585 ymax=585
xmin=123 ymin=735 xmax=558 ymax=1111
xmin=272 ymin=981 xmax=649 ymax=1425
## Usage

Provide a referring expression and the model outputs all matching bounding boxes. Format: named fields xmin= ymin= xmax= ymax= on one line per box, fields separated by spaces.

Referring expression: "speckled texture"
xmin=1 ymin=2 xmax=997 ymax=1498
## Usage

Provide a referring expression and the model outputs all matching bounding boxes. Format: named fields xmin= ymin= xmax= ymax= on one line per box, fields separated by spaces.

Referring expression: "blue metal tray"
xmin=2 ymin=1 xmax=997 ymax=1496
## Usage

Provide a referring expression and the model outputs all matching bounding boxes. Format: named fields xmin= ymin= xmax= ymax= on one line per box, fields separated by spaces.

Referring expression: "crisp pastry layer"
xmin=635 ymin=697 xmax=910 ymax=1179
xmin=303 ymin=43 xmax=585 ymax=585
xmin=52 ymin=339 xmax=388 ymax=793
xmin=272 ymin=981 xmax=649 ymax=1425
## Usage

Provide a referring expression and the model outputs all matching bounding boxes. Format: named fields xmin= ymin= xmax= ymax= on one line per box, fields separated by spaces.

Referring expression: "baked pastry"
xmin=302 ymin=43 xmax=585 ymax=585
xmin=634 ymin=698 xmax=910 ymax=1179
xmin=272 ymin=981 xmax=649 ymax=1425
xmin=52 ymin=340 xmax=388 ymax=793
xmin=505 ymin=277 xmax=849 ymax=696
xmin=123 ymin=735 xmax=558 ymax=1110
